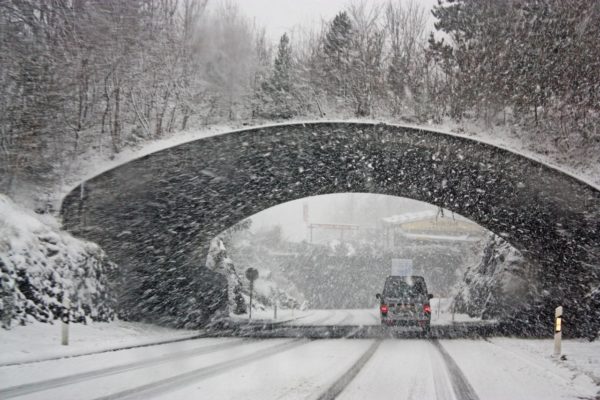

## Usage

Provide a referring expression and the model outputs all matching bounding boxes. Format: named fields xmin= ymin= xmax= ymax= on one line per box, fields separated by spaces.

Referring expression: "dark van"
xmin=376 ymin=275 xmax=433 ymax=332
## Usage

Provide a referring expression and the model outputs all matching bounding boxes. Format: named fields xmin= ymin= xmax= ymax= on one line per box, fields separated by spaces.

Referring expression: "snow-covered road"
xmin=234 ymin=301 xmax=484 ymax=328
xmin=1 ymin=336 xmax=597 ymax=400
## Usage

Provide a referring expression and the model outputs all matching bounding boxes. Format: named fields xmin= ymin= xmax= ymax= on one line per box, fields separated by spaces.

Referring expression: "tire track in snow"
xmin=90 ymin=338 xmax=310 ymax=400
xmin=0 ymin=339 xmax=248 ymax=399
xmin=428 ymin=341 xmax=457 ymax=400
xmin=432 ymin=340 xmax=480 ymax=400
xmin=315 ymin=340 xmax=381 ymax=400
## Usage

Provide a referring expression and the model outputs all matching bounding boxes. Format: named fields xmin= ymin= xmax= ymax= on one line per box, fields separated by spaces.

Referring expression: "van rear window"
xmin=384 ymin=279 xmax=426 ymax=298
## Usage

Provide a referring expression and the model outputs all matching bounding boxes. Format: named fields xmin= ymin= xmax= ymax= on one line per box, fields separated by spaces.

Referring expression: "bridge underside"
xmin=61 ymin=122 xmax=600 ymax=335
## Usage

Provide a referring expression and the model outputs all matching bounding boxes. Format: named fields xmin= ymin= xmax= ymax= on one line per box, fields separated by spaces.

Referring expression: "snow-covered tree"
xmin=259 ymin=33 xmax=303 ymax=119
xmin=206 ymin=238 xmax=246 ymax=315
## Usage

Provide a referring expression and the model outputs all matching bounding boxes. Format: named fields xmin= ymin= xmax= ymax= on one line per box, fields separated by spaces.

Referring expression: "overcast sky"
xmin=227 ymin=0 xmax=440 ymax=43
xmin=249 ymin=193 xmax=436 ymax=242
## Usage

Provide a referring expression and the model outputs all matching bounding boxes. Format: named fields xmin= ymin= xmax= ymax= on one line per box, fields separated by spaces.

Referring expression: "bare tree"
xmin=384 ymin=0 xmax=427 ymax=117
xmin=347 ymin=1 xmax=386 ymax=117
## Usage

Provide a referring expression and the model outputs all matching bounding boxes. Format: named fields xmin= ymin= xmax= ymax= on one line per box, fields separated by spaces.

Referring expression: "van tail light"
xmin=380 ymin=304 xmax=389 ymax=314
xmin=423 ymin=304 xmax=431 ymax=314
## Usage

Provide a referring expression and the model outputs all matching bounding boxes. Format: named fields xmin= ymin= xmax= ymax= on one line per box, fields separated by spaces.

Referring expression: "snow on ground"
xmin=229 ymin=307 xmax=308 ymax=324
xmin=0 ymin=304 xmax=479 ymax=367
xmin=285 ymin=309 xmax=375 ymax=326
xmin=0 ymin=336 xmax=238 ymax=389
xmin=230 ymin=308 xmax=378 ymax=326
xmin=431 ymin=297 xmax=491 ymax=325
xmin=441 ymin=338 xmax=599 ymax=400
xmin=160 ymin=339 xmax=373 ymax=400
xmin=489 ymin=337 xmax=600 ymax=388
xmin=0 ymin=320 xmax=200 ymax=365
xmin=3 ymin=336 xmax=597 ymax=400
xmin=1 ymin=339 xmax=292 ymax=400
xmin=338 ymin=340 xmax=450 ymax=400
xmin=232 ymin=301 xmax=483 ymax=327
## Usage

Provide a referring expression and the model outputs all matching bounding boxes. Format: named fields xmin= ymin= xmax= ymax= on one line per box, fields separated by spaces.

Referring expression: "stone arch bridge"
xmin=61 ymin=122 xmax=600 ymax=334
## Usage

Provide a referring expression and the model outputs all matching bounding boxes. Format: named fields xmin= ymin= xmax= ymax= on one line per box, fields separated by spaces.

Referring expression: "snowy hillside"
xmin=0 ymin=195 xmax=116 ymax=328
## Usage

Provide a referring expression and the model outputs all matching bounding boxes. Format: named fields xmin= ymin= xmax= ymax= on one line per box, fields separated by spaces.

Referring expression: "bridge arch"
xmin=61 ymin=122 xmax=600 ymax=332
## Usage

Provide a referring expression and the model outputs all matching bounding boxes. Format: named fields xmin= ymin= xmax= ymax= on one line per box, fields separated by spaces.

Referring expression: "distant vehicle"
xmin=376 ymin=275 xmax=433 ymax=333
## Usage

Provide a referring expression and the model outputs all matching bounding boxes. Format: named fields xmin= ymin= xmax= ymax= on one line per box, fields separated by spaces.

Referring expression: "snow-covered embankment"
xmin=0 ymin=194 xmax=116 ymax=328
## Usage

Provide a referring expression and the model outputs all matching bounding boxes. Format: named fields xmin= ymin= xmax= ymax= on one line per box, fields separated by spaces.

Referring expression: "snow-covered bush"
xmin=206 ymin=238 xmax=246 ymax=315
xmin=248 ymin=269 xmax=301 ymax=310
xmin=0 ymin=195 xmax=116 ymax=328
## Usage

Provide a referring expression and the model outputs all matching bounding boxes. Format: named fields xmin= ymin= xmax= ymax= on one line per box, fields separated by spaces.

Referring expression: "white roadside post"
xmin=61 ymin=297 xmax=70 ymax=346
xmin=553 ymin=306 xmax=563 ymax=357
xmin=273 ymin=299 xmax=277 ymax=320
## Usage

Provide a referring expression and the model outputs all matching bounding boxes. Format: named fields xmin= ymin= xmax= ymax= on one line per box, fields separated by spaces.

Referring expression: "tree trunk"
xmin=155 ymin=88 xmax=170 ymax=138
xmin=112 ymin=85 xmax=121 ymax=153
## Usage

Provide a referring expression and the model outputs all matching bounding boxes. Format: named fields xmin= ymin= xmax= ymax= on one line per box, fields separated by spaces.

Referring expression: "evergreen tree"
xmin=261 ymin=33 xmax=299 ymax=119
xmin=273 ymin=33 xmax=293 ymax=93
xmin=322 ymin=11 xmax=354 ymax=99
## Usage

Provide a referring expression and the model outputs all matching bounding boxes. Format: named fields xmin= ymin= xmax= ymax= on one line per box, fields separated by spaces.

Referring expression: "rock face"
xmin=0 ymin=195 xmax=116 ymax=328
xmin=453 ymin=235 xmax=535 ymax=321
xmin=452 ymin=235 xmax=600 ymax=339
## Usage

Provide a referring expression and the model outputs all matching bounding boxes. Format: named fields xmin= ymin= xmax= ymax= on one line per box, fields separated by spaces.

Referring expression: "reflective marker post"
xmin=553 ymin=306 xmax=563 ymax=357
xmin=61 ymin=298 xmax=70 ymax=346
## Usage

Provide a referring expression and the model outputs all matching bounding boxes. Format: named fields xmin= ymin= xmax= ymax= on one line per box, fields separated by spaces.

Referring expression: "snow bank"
xmin=0 ymin=194 xmax=116 ymax=327
xmin=490 ymin=337 xmax=600 ymax=388
xmin=0 ymin=319 xmax=200 ymax=365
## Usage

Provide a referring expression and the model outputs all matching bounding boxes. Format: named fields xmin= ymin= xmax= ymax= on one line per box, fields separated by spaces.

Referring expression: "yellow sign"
xmin=555 ymin=317 xmax=562 ymax=333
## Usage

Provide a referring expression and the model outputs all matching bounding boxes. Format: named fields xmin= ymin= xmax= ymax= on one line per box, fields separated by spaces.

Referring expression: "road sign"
xmin=245 ymin=268 xmax=259 ymax=320
xmin=391 ymin=259 xmax=413 ymax=276
xmin=245 ymin=268 xmax=259 ymax=282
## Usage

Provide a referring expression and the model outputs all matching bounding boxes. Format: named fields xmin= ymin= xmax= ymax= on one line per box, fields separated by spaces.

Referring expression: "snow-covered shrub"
xmin=206 ymin=238 xmax=246 ymax=315
xmin=248 ymin=269 xmax=301 ymax=311
xmin=0 ymin=195 xmax=116 ymax=328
